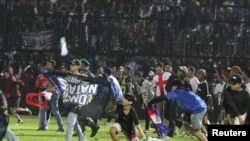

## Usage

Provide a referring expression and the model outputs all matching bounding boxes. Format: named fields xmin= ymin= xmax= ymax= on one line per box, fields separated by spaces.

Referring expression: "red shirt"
xmin=35 ymin=74 xmax=48 ymax=92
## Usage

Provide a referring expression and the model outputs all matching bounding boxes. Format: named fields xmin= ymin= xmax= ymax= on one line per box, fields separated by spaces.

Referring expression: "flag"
xmin=29 ymin=69 xmax=112 ymax=119
xmin=148 ymin=106 xmax=170 ymax=137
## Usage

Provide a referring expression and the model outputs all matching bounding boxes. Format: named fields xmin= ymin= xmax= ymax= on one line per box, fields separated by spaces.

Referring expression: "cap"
xmin=188 ymin=66 xmax=195 ymax=72
xmin=228 ymin=66 xmax=241 ymax=74
xmin=154 ymin=62 xmax=164 ymax=67
xmin=171 ymin=79 xmax=185 ymax=88
xmin=135 ymin=71 xmax=143 ymax=76
xmin=70 ymin=59 xmax=81 ymax=66
xmin=125 ymin=65 xmax=132 ymax=71
xmin=229 ymin=74 xmax=243 ymax=84
xmin=197 ymin=69 xmax=207 ymax=76
xmin=119 ymin=66 xmax=124 ymax=71
xmin=148 ymin=70 xmax=155 ymax=76
xmin=48 ymin=59 xmax=56 ymax=66
xmin=80 ymin=58 xmax=90 ymax=66
xmin=178 ymin=66 xmax=188 ymax=75
xmin=124 ymin=93 xmax=136 ymax=102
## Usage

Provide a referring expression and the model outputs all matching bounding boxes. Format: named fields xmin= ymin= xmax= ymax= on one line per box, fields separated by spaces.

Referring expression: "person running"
xmin=0 ymin=66 xmax=32 ymax=124
xmin=77 ymin=58 xmax=99 ymax=137
xmin=149 ymin=79 xmax=208 ymax=141
xmin=104 ymin=67 xmax=124 ymax=125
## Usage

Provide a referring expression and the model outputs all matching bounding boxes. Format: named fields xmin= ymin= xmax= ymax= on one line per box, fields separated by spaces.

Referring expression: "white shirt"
xmin=152 ymin=72 xmax=171 ymax=97
xmin=189 ymin=76 xmax=200 ymax=93
xmin=214 ymin=82 xmax=225 ymax=95
xmin=214 ymin=82 xmax=225 ymax=105
xmin=245 ymin=82 xmax=250 ymax=98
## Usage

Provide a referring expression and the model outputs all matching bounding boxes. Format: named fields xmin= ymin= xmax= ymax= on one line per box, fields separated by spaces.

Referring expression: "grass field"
xmin=3 ymin=115 xmax=198 ymax=141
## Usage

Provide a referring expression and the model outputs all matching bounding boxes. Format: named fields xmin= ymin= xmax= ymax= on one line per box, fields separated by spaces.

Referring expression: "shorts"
xmin=7 ymin=97 xmax=20 ymax=108
xmin=111 ymin=123 xmax=139 ymax=141
xmin=228 ymin=113 xmax=247 ymax=125
xmin=190 ymin=109 xmax=207 ymax=130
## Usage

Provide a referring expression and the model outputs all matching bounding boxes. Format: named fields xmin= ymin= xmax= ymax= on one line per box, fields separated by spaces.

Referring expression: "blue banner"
xmin=42 ymin=69 xmax=112 ymax=118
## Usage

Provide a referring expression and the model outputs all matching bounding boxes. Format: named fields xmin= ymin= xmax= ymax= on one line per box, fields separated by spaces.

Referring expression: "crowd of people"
xmin=0 ymin=0 xmax=250 ymax=141
xmin=1 ymin=0 xmax=250 ymax=72
xmin=0 ymin=56 xmax=250 ymax=141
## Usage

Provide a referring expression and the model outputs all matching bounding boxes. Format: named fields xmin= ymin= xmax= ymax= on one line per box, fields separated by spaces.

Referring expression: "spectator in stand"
xmin=0 ymin=66 xmax=32 ymax=124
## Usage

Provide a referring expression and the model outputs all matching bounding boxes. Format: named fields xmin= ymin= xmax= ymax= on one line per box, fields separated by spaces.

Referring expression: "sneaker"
xmin=25 ymin=107 xmax=32 ymax=115
xmin=72 ymin=133 xmax=78 ymax=136
xmin=56 ymin=128 xmax=64 ymax=132
xmin=144 ymin=130 xmax=149 ymax=133
xmin=90 ymin=125 xmax=100 ymax=137
xmin=16 ymin=120 xmax=23 ymax=125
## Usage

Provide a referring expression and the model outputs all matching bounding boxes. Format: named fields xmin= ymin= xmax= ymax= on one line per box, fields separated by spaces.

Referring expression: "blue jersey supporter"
xmin=149 ymin=78 xmax=207 ymax=141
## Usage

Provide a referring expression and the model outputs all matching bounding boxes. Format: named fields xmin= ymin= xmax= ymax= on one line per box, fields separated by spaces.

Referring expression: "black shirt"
xmin=116 ymin=104 xmax=139 ymax=135
xmin=223 ymin=88 xmax=250 ymax=118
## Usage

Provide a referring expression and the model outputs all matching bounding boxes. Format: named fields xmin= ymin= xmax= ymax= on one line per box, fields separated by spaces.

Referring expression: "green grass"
xmin=3 ymin=115 xmax=198 ymax=141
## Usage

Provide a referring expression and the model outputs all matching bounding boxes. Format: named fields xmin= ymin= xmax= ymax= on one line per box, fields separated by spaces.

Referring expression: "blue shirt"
xmin=107 ymin=75 xmax=124 ymax=102
xmin=165 ymin=89 xmax=207 ymax=114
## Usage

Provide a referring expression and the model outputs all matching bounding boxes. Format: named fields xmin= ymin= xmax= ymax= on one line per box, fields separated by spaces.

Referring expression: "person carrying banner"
xmin=148 ymin=79 xmax=208 ymax=141
xmin=104 ymin=67 xmax=124 ymax=125
xmin=110 ymin=93 xmax=146 ymax=141
xmin=77 ymin=58 xmax=100 ymax=137
xmin=64 ymin=59 xmax=86 ymax=141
